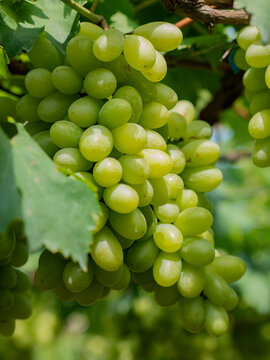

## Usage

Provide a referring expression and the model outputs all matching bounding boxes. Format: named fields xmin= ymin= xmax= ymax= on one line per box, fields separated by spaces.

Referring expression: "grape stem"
xmin=60 ymin=0 xmax=109 ymax=29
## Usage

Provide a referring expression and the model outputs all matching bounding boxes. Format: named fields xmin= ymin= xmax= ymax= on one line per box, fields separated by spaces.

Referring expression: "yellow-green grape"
xmin=139 ymin=102 xmax=169 ymax=129
xmin=126 ymin=237 xmax=159 ymax=272
xmin=153 ymin=223 xmax=183 ymax=252
xmin=79 ymin=125 xmax=113 ymax=162
xmin=110 ymin=263 xmax=131 ymax=290
xmin=178 ymin=262 xmax=205 ymax=298
xmin=168 ymin=112 xmax=187 ymax=141
xmin=28 ymin=37 xmax=63 ymax=70
xmin=140 ymin=149 xmax=172 ymax=178
xmin=149 ymin=177 xmax=171 ymax=206
xmin=141 ymin=51 xmax=167 ymax=82
xmin=176 ymin=188 xmax=198 ymax=210
xmin=93 ymin=157 xmax=122 ymax=187
xmin=167 ymin=144 xmax=186 ymax=174
xmin=153 ymin=251 xmax=182 ymax=287
xmin=62 ymin=260 xmax=93 ymax=293
xmin=126 ymin=68 xmax=158 ymax=104
xmin=53 ymin=148 xmax=92 ymax=172
xmin=170 ymin=100 xmax=195 ymax=124
xmin=112 ymin=123 xmax=147 ymax=154
xmin=205 ymin=300 xmax=229 ymax=336
xmin=134 ymin=22 xmax=183 ymax=52
xmin=204 ymin=271 xmax=235 ymax=307
xmin=33 ymin=130 xmax=59 ymax=158
xmin=248 ymin=109 xmax=270 ymax=139
xmin=265 ymin=65 xmax=270 ymax=89
xmin=94 ymin=264 xmax=122 ymax=287
xmin=199 ymin=230 xmax=215 ymax=246
xmin=119 ymin=154 xmax=150 ymax=184
xmin=52 ymin=66 xmax=83 ymax=95
xmin=244 ymin=88 xmax=258 ymax=102
xmin=252 ymin=137 xmax=270 ymax=167
xmin=123 ymin=35 xmax=156 ymax=71
xmin=246 ymin=41 xmax=270 ymax=68
xmin=154 ymin=202 xmax=180 ymax=223
xmin=103 ymin=183 xmax=139 ymax=214
xmin=154 ymin=284 xmax=179 ymax=307
xmin=66 ymin=36 xmax=100 ymax=76
xmin=163 ymin=173 xmax=184 ymax=200
xmin=180 ymin=237 xmax=215 ymax=267
xmin=233 ymin=48 xmax=249 ymax=71
xmin=181 ymin=166 xmax=223 ymax=193
xmin=197 ymin=192 xmax=212 ymax=212
xmin=113 ymin=85 xmax=143 ymax=123
xmin=243 ymin=68 xmax=267 ymax=92
xmin=104 ymin=55 xmax=131 ymax=83
xmin=98 ymin=98 xmax=132 ymax=129
xmin=93 ymin=29 xmax=124 ymax=62
xmin=108 ymin=208 xmax=147 ymax=240
xmin=25 ymin=68 xmax=55 ymax=99
xmin=139 ymin=205 xmax=157 ymax=242
xmin=130 ymin=180 xmax=154 ymax=207
xmin=153 ymin=83 xmax=178 ymax=110
xmin=181 ymin=139 xmax=220 ymax=167
xmin=174 ymin=207 xmax=213 ymax=236
xmin=179 ymin=296 xmax=205 ymax=334
xmin=84 ymin=68 xmax=117 ymax=99
xmin=50 ymin=120 xmax=83 ymax=148
xmin=145 ymin=129 xmax=167 ymax=151
xmin=206 ymin=255 xmax=246 ymax=283
xmin=91 ymin=226 xmax=123 ymax=271
xmin=77 ymin=22 xmax=103 ymax=40
xmin=68 ymin=96 xmax=101 ymax=128
xmin=185 ymin=120 xmax=212 ymax=141
xmin=75 ymin=278 xmax=104 ymax=306
xmin=250 ymin=90 xmax=270 ymax=115
xmin=16 ymin=94 xmax=40 ymax=122
xmin=237 ymin=25 xmax=261 ymax=50
xmin=92 ymin=203 xmax=109 ymax=235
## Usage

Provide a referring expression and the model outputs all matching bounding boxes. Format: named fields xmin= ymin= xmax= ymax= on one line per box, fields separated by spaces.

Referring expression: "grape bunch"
xmin=235 ymin=26 xmax=270 ymax=167
xmin=0 ymin=221 xmax=32 ymax=337
xmin=13 ymin=21 xmax=245 ymax=337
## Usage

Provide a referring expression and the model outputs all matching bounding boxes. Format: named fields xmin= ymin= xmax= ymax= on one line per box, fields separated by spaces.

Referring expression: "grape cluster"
xmin=16 ymin=21 xmax=245 ymax=336
xmin=0 ymin=222 xmax=32 ymax=337
xmin=235 ymin=26 xmax=270 ymax=167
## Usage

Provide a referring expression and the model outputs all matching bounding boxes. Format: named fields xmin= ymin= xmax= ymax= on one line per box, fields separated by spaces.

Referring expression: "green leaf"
xmin=0 ymin=47 xmax=9 ymax=79
xmin=235 ymin=0 xmax=270 ymax=44
xmin=11 ymin=124 xmax=100 ymax=269
xmin=0 ymin=127 xmax=21 ymax=234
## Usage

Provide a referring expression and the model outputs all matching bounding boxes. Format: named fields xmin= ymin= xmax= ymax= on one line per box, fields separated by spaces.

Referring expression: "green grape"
xmin=139 ymin=102 xmax=169 ymax=129
xmin=206 ymin=255 xmax=246 ymax=283
xmin=125 ymin=68 xmax=157 ymax=104
xmin=0 ymin=231 xmax=15 ymax=260
xmin=84 ymin=68 xmax=117 ymax=99
xmin=79 ymin=125 xmax=113 ymax=162
xmin=149 ymin=177 xmax=171 ymax=206
xmin=93 ymin=157 xmax=122 ymax=187
xmin=204 ymin=271 xmax=234 ymax=307
xmin=112 ymin=229 xmax=134 ymax=249
xmin=103 ymin=184 xmax=139 ymax=213
xmin=25 ymin=68 xmax=55 ymax=99
xmin=168 ymin=112 xmax=187 ymax=141
xmin=126 ymin=237 xmax=159 ymax=272
xmin=132 ymin=267 xmax=154 ymax=286
xmin=99 ymin=286 xmax=111 ymax=299
xmin=245 ymin=88 xmax=258 ymax=102
xmin=182 ymin=139 xmax=220 ymax=167
xmin=176 ymin=188 xmax=198 ymax=210
xmin=134 ymin=22 xmax=183 ymax=52
xmin=0 ymin=290 xmax=14 ymax=311
xmin=13 ymin=270 xmax=32 ymax=292
xmin=178 ymin=262 xmax=205 ymax=298
xmin=112 ymin=123 xmax=147 ymax=155
xmin=0 ymin=317 xmax=15 ymax=337
xmin=174 ymin=207 xmax=213 ymax=236
xmin=94 ymin=264 xmax=122 ymax=286
xmin=141 ymin=51 xmax=167 ymax=82
xmin=38 ymin=92 xmax=78 ymax=123
xmin=250 ymin=90 xmax=270 ymax=115
xmin=52 ymin=66 xmax=83 ymax=95
xmin=154 ymin=202 xmax=180 ymax=223
xmin=16 ymin=94 xmax=40 ymax=122
xmin=246 ymin=40 xmax=270 ymax=68
xmin=153 ymin=223 xmax=183 ymax=252
xmin=62 ymin=260 xmax=93 ymax=293
xmin=53 ymin=148 xmax=92 ymax=172
xmin=77 ymin=22 xmax=103 ymax=40
xmin=265 ymin=65 xmax=270 ymax=89
xmin=123 ymin=35 xmax=156 ymax=71
xmin=24 ymin=120 xmax=50 ymax=136
xmin=72 ymin=171 xmax=103 ymax=200
xmin=4 ymin=291 xmax=32 ymax=319
xmin=109 ymin=208 xmax=147 ymax=240
xmin=140 ymin=149 xmax=172 ymax=178
xmin=185 ymin=120 xmax=212 ymax=141
xmin=145 ymin=129 xmax=167 ymax=151
xmin=0 ymin=97 xmax=17 ymax=123
xmin=197 ymin=193 xmax=212 ymax=211
xmin=199 ymin=230 xmax=215 ymax=246
xmin=181 ymin=166 xmax=223 ymax=193
xmin=93 ymin=29 xmax=124 ymax=62
xmin=252 ymin=137 xmax=270 ymax=167
xmin=153 ymin=251 xmax=182 ymax=287
xmin=249 ymin=109 xmax=270 ymax=139
xmin=141 ymin=283 xmax=155 ymax=292
xmin=28 ymin=37 xmax=63 ymax=70
xmin=167 ymin=144 xmax=186 ymax=174
xmin=119 ymin=154 xmax=150 ymax=185
xmin=33 ymin=130 xmax=59 ymax=157
xmin=153 ymin=83 xmax=178 ymax=110
xmin=139 ymin=205 xmax=157 ymax=242
xmin=237 ymin=25 xmax=261 ymax=50
xmin=243 ymin=68 xmax=267 ymax=92
xmin=75 ymin=278 xmax=104 ymax=306
xmin=54 ymin=283 xmax=75 ymax=302
xmin=0 ymin=266 xmax=17 ymax=288
xmin=113 ymin=86 xmax=142 ymax=123
xmin=110 ymin=263 xmax=131 ymax=290
xmin=91 ymin=226 xmax=123 ymax=271
xmin=10 ymin=241 xmax=29 ymax=267
xmin=35 ymin=251 xmax=66 ymax=291
xmin=170 ymin=100 xmax=195 ymax=124
xmin=223 ymin=287 xmax=239 ymax=311
xmin=131 ymin=181 xmax=153 ymax=207
xmin=68 ymin=96 xmax=101 ymax=128
xmin=104 ymin=55 xmax=131 ymax=83
xmin=50 ymin=120 xmax=83 ymax=148
xmin=155 ymin=284 xmax=179 ymax=307
xmin=233 ymin=48 xmax=249 ymax=71
xmin=180 ymin=237 xmax=215 ymax=267
xmin=66 ymin=36 xmax=100 ymax=76
xmin=205 ymin=300 xmax=229 ymax=336
xmin=98 ymin=98 xmax=132 ymax=129
xmin=163 ymin=173 xmax=184 ymax=200
xmin=179 ymin=296 xmax=205 ymax=333
xmin=92 ymin=202 xmax=108 ymax=235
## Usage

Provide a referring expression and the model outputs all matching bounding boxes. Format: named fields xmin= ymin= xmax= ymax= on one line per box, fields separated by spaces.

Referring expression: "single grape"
xmin=155 ymin=284 xmax=179 ymax=307
xmin=185 ymin=120 xmax=212 ymax=141
xmin=249 ymin=109 xmax=270 ymax=139
xmin=237 ymin=25 xmax=261 ymax=50
xmin=177 ymin=262 xmax=205 ymax=298
xmin=28 ymin=37 xmax=63 ymax=70
xmin=170 ymin=100 xmax=195 ymax=123
xmin=163 ymin=173 xmax=184 ymax=200
xmin=180 ymin=237 xmax=215 ymax=267
xmin=10 ymin=242 xmax=29 ymax=267
xmin=131 ymin=181 xmax=154 ymax=207
xmin=93 ymin=157 xmax=122 ymax=187
xmin=206 ymin=255 xmax=246 ymax=283
xmin=252 ymin=137 xmax=270 ymax=167
xmin=141 ymin=51 xmax=167 ymax=82
xmin=149 ymin=177 xmax=171 ymax=206
xmin=98 ymin=98 xmax=132 ymax=129
xmin=168 ymin=112 xmax=187 ymax=141
xmin=62 ymin=260 xmax=93 ymax=293
xmin=176 ymin=188 xmax=198 ymax=210
xmin=54 ymin=283 xmax=75 ymax=303
xmin=113 ymin=85 xmax=143 ymax=123
xmin=52 ymin=66 xmax=83 ymax=95
xmin=126 ymin=68 xmax=157 ymax=104
xmin=92 ymin=202 xmax=109 ymax=235
xmin=94 ymin=264 xmax=122 ymax=287
xmin=103 ymin=183 xmax=139 ymax=214
xmin=77 ymin=22 xmax=103 ymax=40
xmin=181 ymin=166 xmax=223 ymax=193
xmin=153 ymin=83 xmax=178 ymax=110
xmin=154 ymin=202 xmax=180 ymax=223
xmin=153 ymin=223 xmax=183 ymax=252
xmin=205 ymin=300 xmax=229 ymax=336
xmin=145 ymin=129 xmax=167 ymax=151
xmin=153 ymin=251 xmax=182 ymax=287
xmin=75 ymin=278 xmax=104 ymax=306
xmin=0 ymin=317 xmax=15 ymax=337
xmin=68 ymin=96 xmax=102 ymax=128
xmin=16 ymin=94 xmax=40 ymax=122
xmin=126 ymin=237 xmax=159 ymax=272
xmin=25 ymin=68 xmax=55 ymax=99
xmin=119 ymin=154 xmax=150 ymax=185
xmin=167 ymin=144 xmax=186 ymax=174
xmin=53 ymin=148 xmax=92 ymax=172
xmin=50 ymin=120 xmax=83 ymax=148
xmin=139 ymin=102 xmax=169 ymax=129
xmin=93 ymin=28 xmax=124 ymax=62
xmin=246 ymin=40 xmax=270 ymax=68
xmin=250 ymin=90 xmax=270 ymax=115
xmin=233 ymin=48 xmax=249 ymax=71
xmin=140 ymin=149 xmax=172 ymax=178
xmin=124 ymin=35 xmax=156 ymax=71
xmin=243 ymin=68 xmax=267 ymax=92
xmin=182 ymin=139 xmax=220 ymax=167
xmin=112 ymin=123 xmax=147 ymax=155
xmin=84 ymin=68 xmax=117 ymax=99
xmin=179 ymin=296 xmax=205 ymax=333
xmin=0 ymin=231 xmax=16 ymax=260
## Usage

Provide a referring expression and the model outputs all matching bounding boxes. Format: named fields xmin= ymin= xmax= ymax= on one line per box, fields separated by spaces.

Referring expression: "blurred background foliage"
xmin=1 ymin=0 xmax=270 ymax=359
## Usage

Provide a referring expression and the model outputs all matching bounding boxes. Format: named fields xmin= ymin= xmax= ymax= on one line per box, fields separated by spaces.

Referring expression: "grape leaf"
xmin=235 ymin=0 xmax=270 ymax=44
xmin=11 ymin=124 xmax=100 ymax=269
xmin=0 ymin=127 xmax=21 ymax=234
xmin=0 ymin=47 xmax=9 ymax=79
